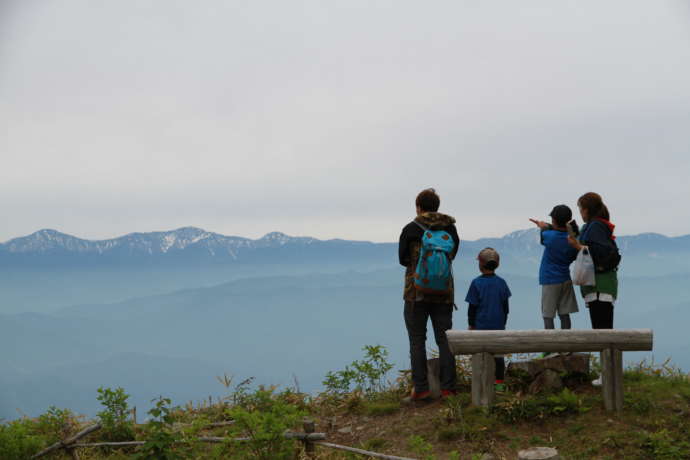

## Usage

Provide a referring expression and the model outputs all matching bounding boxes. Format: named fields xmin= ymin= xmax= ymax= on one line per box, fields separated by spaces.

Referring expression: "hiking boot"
xmin=403 ymin=390 xmax=432 ymax=404
xmin=440 ymin=389 xmax=458 ymax=398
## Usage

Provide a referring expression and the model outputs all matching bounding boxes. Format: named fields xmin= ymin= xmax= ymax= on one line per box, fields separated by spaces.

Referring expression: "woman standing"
xmin=567 ymin=192 xmax=621 ymax=329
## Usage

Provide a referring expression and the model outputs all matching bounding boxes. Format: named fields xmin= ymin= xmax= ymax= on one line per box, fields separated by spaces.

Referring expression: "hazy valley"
xmin=2 ymin=227 xmax=689 ymax=420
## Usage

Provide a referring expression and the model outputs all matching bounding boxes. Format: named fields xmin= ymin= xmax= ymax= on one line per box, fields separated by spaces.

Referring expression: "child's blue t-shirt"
xmin=539 ymin=229 xmax=578 ymax=285
xmin=465 ymin=274 xmax=511 ymax=330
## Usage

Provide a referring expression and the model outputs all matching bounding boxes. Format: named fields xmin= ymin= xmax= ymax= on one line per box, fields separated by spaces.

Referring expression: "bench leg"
xmin=471 ymin=352 xmax=495 ymax=408
xmin=601 ymin=348 xmax=623 ymax=412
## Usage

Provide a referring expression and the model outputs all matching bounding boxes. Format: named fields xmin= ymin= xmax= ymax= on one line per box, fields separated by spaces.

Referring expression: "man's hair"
xmin=577 ymin=192 xmax=607 ymax=220
xmin=416 ymin=188 xmax=440 ymax=212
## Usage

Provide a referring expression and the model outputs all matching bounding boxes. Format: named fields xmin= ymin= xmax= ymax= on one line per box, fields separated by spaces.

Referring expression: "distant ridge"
xmin=0 ymin=227 xmax=388 ymax=268
xmin=1 ymin=227 xmax=689 ymax=267
xmin=0 ymin=227 xmax=317 ymax=255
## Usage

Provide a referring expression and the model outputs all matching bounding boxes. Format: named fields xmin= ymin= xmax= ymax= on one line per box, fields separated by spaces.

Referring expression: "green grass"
xmin=4 ymin=352 xmax=690 ymax=460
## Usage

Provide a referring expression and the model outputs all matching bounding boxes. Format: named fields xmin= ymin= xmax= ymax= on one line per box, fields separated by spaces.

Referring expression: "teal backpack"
xmin=413 ymin=222 xmax=454 ymax=294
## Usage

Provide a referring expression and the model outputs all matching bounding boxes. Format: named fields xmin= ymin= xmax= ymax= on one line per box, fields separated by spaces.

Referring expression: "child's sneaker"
xmin=440 ymin=389 xmax=457 ymax=398
xmin=540 ymin=352 xmax=559 ymax=359
xmin=494 ymin=380 xmax=506 ymax=392
xmin=591 ymin=376 xmax=602 ymax=387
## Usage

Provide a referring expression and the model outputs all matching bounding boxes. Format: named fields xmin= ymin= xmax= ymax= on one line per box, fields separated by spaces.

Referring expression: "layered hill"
xmin=1 ymin=226 xmax=689 ymax=420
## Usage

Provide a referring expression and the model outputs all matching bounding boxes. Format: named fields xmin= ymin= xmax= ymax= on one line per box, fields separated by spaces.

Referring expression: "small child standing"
xmin=529 ymin=205 xmax=579 ymax=333
xmin=465 ymin=247 xmax=511 ymax=391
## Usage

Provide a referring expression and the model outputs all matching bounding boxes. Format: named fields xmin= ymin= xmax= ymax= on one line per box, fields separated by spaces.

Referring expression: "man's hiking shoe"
xmin=440 ymin=389 xmax=457 ymax=398
xmin=403 ymin=390 xmax=432 ymax=404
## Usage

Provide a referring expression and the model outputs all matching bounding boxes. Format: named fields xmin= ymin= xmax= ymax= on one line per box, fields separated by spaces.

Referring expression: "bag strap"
xmin=413 ymin=220 xmax=428 ymax=232
xmin=582 ymin=220 xmax=615 ymax=246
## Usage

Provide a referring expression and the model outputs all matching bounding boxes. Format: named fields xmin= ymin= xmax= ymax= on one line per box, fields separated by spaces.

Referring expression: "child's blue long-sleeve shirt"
xmin=465 ymin=274 xmax=511 ymax=330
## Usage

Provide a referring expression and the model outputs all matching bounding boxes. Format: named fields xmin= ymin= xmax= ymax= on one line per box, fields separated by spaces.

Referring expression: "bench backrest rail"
xmin=446 ymin=328 xmax=653 ymax=355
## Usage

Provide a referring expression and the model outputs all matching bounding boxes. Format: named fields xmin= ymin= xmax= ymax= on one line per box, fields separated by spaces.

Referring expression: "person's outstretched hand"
xmin=529 ymin=218 xmax=549 ymax=230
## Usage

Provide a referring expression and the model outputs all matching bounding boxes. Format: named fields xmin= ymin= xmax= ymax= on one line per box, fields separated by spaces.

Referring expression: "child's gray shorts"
xmin=541 ymin=280 xmax=579 ymax=318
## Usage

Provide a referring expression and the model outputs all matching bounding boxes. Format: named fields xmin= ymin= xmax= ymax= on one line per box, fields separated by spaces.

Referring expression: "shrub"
xmin=0 ymin=419 xmax=45 ymax=460
xmin=440 ymin=394 xmax=464 ymax=424
xmin=407 ymin=434 xmax=435 ymax=460
xmin=217 ymin=374 xmax=256 ymax=408
xmin=364 ymin=400 xmax=400 ymax=416
xmin=97 ymin=386 xmax=135 ymax=442
xmin=224 ymin=388 xmax=306 ymax=460
xmin=642 ymin=429 xmax=690 ymax=459
xmin=34 ymin=406 xmax=80 ymax=444
xmin=322 ymin=345 xmax=394 ymax=396
xmin=493 ymin=389 xmax=586 ymax=422
xmin=134 ymin=396 xmax=182 ymax=460
xmin=628 ymin=357 xmax=687 ymax=383
xmin=546 ymin=388 xmax=580 ymax=415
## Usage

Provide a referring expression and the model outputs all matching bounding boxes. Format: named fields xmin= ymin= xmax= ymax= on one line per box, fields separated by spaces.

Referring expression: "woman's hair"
xmin=416 ymin=188 xmax=440 ymax=212
xmin=600 ymin=204 xmax=610 ymax=220
xmin=577 ymin=192 xmax=608 ymax=220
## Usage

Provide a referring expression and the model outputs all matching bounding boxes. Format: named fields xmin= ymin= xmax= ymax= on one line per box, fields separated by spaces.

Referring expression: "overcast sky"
xmin=1 ymin=0 xmax=690 ymax=243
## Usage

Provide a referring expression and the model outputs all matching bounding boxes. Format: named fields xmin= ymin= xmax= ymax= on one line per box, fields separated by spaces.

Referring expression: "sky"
xmin=1 ymin=0 xmax=690 ymax=243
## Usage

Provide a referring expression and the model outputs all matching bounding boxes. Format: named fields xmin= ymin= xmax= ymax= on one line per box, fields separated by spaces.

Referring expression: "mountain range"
xmin=3 ymin=226 xmax=690 ymax=265
xmin=1 ymin=226 xmax=689 ymax=420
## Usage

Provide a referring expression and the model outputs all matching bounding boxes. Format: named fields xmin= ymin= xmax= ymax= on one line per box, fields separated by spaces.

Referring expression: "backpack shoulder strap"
xmin=413 ymin=220 xmax=428 ymax=232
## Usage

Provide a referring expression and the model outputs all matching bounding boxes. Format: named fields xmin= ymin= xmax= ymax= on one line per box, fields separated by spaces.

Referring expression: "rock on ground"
xmin=508 ymin=353 xmax=590 ymax=394
xmin=518 ymin=446 xmax=561 ymax=459
xmin=508 ymin=353 xmax=590 ymax=377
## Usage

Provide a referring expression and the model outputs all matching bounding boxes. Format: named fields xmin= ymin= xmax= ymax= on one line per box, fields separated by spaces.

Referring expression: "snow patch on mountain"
xmin=1 ymin=227 xmax=689 ymax=261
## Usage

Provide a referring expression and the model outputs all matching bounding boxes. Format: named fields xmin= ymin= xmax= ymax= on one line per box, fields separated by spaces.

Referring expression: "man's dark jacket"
xmin=398 ymin=212 xmax=460 ymax=304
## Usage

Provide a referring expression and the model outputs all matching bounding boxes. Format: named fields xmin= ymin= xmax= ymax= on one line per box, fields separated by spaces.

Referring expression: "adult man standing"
xmin=398 ymin=188 xmax=460 ymax=400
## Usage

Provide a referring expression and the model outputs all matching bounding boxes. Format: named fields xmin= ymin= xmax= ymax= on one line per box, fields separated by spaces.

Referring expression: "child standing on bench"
xmin=465 ymin=247 xmax=511 ymax=391
xmin=529 ymin=205 xmax=579 ymax=342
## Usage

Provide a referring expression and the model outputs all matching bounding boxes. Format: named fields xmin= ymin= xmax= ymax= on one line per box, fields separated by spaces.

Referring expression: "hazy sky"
xmin=2 ymin=0 xmax=690 ymax=243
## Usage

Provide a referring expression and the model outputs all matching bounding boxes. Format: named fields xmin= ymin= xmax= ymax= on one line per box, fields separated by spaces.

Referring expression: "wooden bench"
xmin=445 ymin=329 xmax=653 ymax=412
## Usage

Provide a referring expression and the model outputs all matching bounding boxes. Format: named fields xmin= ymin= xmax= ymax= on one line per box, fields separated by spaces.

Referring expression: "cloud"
xmin=1 ymin=0 xmax=690 ymax=242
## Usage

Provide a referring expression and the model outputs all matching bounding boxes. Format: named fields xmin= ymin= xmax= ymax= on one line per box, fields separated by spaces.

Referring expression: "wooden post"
xmin=132 ymin=406 xmax=137 ymax=425
xmin=601 ymin=348 xmax=624 ymax=412
xmin=302 ymin=419 xmax=316 ymax=459
xmin=471 ymin=352 xmax=495 ymax=407
xmin=427 ymin=358 xmax=441 ymax=399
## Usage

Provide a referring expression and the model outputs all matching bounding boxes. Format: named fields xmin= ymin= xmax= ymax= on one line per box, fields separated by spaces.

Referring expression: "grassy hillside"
xmin=3 ymin=347 xmax=689 ymax=460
